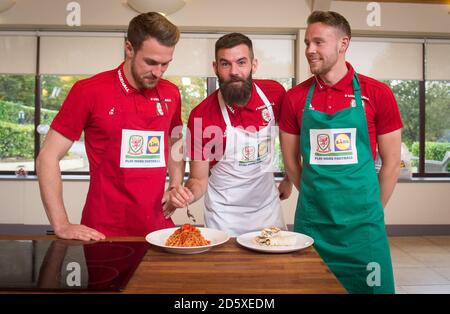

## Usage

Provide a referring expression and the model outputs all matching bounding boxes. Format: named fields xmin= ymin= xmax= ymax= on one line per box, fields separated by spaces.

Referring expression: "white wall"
xmin=0 ymin=0 xmax=448 ymax=36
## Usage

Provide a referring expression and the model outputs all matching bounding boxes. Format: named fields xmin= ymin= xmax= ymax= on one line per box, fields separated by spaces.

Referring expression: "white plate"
xmin=145 ymin=227 xmax=229 ymax=254
xmin=236 ymin=231 xmax=314 ymax=253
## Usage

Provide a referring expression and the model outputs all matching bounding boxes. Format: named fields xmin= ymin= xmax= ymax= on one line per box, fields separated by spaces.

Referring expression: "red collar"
xmin=116 ymin=63 xmax=138 ymax=95
xmin=116 ymin=62 xmax=163 ymax=99
xmin=314 ymin=62 xmax=355 ymax=91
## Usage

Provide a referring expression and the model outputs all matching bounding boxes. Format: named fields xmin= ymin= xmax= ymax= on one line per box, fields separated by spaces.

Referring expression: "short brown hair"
xmin=307 ymin=11 xmax=351 ymax=39
xmin=127 ymin=12 xmax=180 ymax=51
xmin=215 ymin=33 xmax=254 ymax=60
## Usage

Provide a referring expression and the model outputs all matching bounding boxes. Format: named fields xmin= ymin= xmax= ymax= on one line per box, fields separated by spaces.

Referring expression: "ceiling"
xmin=336 ymin=0 xmax=449 ymax=4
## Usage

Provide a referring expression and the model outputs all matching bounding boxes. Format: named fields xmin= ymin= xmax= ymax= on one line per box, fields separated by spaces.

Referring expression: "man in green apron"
xmin=280 ymin=11 xmax=403 ymax=293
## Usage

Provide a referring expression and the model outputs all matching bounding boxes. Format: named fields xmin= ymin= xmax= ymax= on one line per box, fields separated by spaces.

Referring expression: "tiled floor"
xmin=390 ymin=236 xmax=450 ymax=294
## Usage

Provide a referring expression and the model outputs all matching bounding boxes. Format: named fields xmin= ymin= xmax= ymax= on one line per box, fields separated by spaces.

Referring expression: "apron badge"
xmin=261 ymin=108 xmax=271 ymax=122
xmin=310 ymin=129 xmax=357 ymax=165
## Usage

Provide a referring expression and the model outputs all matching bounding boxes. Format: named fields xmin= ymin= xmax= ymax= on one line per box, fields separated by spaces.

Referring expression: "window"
xmin=166 ymin=77 xmax=208 ymax=125
xmin=424 ymin=41 xmax=450 ymax=174
xmin=40 ymin=75 xmax=88 ymax=172
xmin=38 ymin=33 xmax=125 ymax=173
xmin=424 ymin=80 xmax=450 ymax=173
xmin=0 ymin=74 xmax=35 ymax=173
xmin=383 ymin=80 xmax=421 ymax=173
xmin=346 ymin=38 xmax=450 ymax=177
xmin=0 ymin=33 xmax=37 ymax=174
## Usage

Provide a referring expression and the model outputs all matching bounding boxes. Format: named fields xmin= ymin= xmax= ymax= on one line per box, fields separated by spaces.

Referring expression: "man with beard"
xmin=280 ymin=11 xmax=402 ymax=293
xmin=164 ymin=33 xmax=292 ymax=236
xmin=37 ymin=12 xmax=184 ymax=240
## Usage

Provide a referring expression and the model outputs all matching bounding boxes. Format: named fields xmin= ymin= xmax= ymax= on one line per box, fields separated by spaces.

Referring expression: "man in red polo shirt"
xmin=280 ymin=11 xmax=402 ymax=293
xmin=165 ymin=33 xmax=292 ymax=236
xmin=37 ymin=12 xmax=184 ymax=240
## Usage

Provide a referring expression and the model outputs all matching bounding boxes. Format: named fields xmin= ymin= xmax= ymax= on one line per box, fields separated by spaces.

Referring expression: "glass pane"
xmin=383 ymin=80 xmax=420 ymax=174
xmin=165 ymin=76 xmax=207 ymax=125
xmin=273 ymin=78 xmax=294 ymax=173
xmin=424 ymin=80 xmax=450 ymax=173
xmin=273 ymin=78 xmax=293 ymax=91
xmin=41 ymin=75 xmax=89 ymax=172
xmin=0 ymin=74 xmax=35 ymax=173
xmin=165 ymin=77 xmax=207 ymax=173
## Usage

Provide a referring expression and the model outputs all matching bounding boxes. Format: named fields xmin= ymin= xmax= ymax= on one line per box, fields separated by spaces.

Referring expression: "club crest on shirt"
xmin=242 ymin=145 xmax=256 ymax=161
xmin=261 ymin=108 xmax=271 ymax=122
xmin=128 ymin=135 xmax=144 ymax=155
xmin=156 ymin=102 xmax=164 ymax=116
xmin=316 ymin=134 xmax=331 ymax=153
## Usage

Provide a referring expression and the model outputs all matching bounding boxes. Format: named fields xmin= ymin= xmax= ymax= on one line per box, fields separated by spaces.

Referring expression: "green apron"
xmin=294 ymin=74 xmax=395 ymax=294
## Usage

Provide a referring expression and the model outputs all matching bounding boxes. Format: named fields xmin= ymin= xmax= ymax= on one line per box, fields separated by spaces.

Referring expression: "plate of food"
xmin=236 ymin=227 xmax=314 ymax=253
xmin=145 ymin=224 xmax=229 ymax=254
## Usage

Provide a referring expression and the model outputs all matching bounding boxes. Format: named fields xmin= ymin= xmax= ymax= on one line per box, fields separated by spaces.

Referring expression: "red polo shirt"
xmin=279 ymin=62 xmax=403 ymax=159
xmin=51 ymin=63 xmax=182 ymax=173
xmin=187 ymin=79 xmax=286 ymax=167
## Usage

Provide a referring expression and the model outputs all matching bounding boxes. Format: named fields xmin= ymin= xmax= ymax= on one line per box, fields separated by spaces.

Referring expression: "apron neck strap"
xmin=352 ymin=73 xmax=363 ymax=108
xmin=305 ymin=73 xmax=363 ymax=110
xmin=218 ymin=91 xmax=233 ymax=127
xmin=305 ymin=80 xmax=316 ymax=110
xmin=254 ymin=84 xmax=275 ymax=121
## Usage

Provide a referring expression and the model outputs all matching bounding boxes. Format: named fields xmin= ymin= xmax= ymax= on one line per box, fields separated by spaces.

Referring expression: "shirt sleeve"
xmin=279 ymin=91 xmax=301 ymax=135
xmin=50 ymin=81 xmax=90 ymax=141
xmin=374 ymin=84 xmax=404 ymax=136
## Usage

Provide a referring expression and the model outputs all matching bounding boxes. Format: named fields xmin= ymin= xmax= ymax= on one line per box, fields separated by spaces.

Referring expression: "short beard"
xmin=218 ymin=73 xmax=253 ymax=106
xmin=131 ymin=58 xmax=158 ymax=90
xmin=310 ymin=62 xmax=334 ymax=76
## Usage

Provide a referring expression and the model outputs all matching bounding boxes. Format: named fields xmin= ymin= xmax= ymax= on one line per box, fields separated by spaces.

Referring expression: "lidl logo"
xmin=147 ymin=136 xmax=161 ymax=154
xmin=334 ymin=133 xmax=351 ymax=151
xmin=258 ymin=141 xmax=268 ymax=158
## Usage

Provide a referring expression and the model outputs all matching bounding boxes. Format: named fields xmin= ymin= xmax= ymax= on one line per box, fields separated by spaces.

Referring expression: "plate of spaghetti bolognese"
xmin=145 ymin=224 xmax=229 ymax=254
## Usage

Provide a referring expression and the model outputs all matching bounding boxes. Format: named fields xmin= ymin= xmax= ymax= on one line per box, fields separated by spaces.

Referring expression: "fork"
xmin=186 ymin=203 xmax=196 ymax=224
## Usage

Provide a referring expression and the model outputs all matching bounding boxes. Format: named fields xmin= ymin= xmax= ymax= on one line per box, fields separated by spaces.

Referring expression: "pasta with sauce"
xmin=165 ymin=224 xmax=211 ymax=247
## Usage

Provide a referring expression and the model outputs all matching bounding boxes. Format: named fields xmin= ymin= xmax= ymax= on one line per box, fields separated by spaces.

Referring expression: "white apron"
xmin=204 ymin=84 xmax=286 ymax=236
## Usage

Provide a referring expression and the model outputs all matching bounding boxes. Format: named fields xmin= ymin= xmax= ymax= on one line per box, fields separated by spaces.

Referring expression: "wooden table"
xmin=1 ymin=236 xmax=345 ymax=294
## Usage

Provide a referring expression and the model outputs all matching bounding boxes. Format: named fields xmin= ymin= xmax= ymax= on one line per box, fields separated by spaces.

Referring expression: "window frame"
xmin=0 ymin=32 xmax=448 ymax=178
